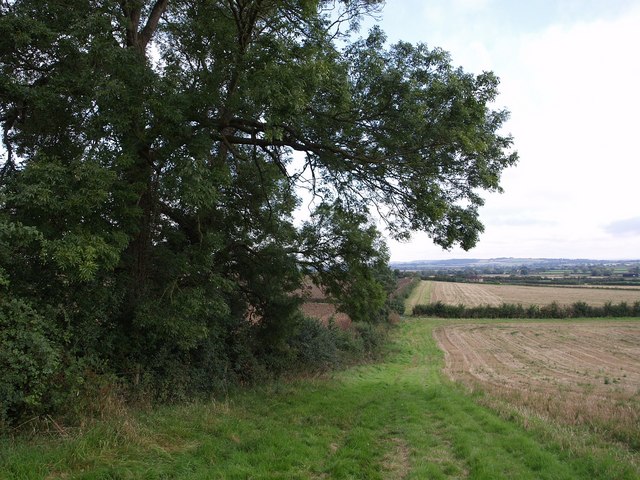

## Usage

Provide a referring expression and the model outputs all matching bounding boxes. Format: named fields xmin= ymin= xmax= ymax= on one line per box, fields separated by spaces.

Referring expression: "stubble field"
xmin=430 ymin=281 xmax=640 ymax=307
xmin=434 ymin=320 xmax=640 ymax=447
xmin=300 ymin=302 xmax=351 ymax=329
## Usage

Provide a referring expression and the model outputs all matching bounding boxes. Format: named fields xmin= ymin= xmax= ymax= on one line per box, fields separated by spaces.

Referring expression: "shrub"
xmin=526 ymin=304 xmax=541 ymax=318
xmin=288 ymin=316 xmax=339 ymax=371
xmin=411 ymin=300 xmax=640 ymax=319
xmin=413 ymin=302 xmax=464 ymax=318
xmin=540 ymin=301 xmax=562 ymax=318
xmin=388 ymin=276 xmax=420 ymax=314
xmin=571 ymin=301 xmax=591 ymax=318
xmin=0 ymin=299 xmax=63 ymax=426
xmin=352 ymin=321 xmax=387 ymax=356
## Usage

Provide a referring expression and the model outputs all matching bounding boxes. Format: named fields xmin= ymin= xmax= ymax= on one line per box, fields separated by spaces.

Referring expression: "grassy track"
xmin=2 ymin=319 xmax=639 ymax=479
xmin=404 ymin=280 xmax=432 ymax=315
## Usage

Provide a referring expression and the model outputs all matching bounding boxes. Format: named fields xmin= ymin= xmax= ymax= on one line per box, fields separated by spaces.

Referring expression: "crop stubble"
xmin=431 ymin=281 xmax=640 ymax=307
xmin=301 ymin=302 xmax=351 ymax=329
xmin=434 ymin=321 xmax=640 ymax=446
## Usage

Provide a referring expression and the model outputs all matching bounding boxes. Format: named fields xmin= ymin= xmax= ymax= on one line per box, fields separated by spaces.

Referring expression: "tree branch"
xmin=140 ymin=0 xmax=169 ymax=49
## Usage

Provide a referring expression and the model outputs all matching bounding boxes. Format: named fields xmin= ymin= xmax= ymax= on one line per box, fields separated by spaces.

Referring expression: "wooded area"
xmin=0 ymin=0 xmax=516 ymax=425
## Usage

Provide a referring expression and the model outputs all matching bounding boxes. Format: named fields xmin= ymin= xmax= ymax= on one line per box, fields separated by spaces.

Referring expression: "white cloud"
xmin=395 ymin=5 xmax=640 ymax=260
xmin=451 ymin=0 xmax=492 ymax=12
xmin=605 ymin=217 xmax=640 ymax=236
xmin=367 ymin=2 xmax=640 ymax=260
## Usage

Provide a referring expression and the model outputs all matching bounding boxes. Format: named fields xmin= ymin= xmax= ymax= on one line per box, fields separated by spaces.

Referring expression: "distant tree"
xmin=0 ymin=0 xmax=517 ymax=419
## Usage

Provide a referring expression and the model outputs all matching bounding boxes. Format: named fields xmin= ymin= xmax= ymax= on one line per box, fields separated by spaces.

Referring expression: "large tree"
xmin=0 ymin=0 xmax=516 ymax=417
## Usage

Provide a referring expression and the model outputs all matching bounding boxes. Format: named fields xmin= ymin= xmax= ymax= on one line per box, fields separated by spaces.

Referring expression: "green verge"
xmin=1 ymin=318 xmax=639 ymax=479
xmin=404 ymin=280 xmax=432 ymax=315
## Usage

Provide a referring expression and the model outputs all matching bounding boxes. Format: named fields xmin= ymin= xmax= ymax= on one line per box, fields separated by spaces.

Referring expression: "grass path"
xmin=2 ymin=319 xmax=639 ymax=479
xmin=404 ymin=280 xmax=432 ymax=315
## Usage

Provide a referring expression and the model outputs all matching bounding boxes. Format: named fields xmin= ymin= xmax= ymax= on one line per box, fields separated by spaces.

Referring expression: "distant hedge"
xmin=412 ymin=301 xmax=640 ymax=319
xmin=388 ymin=276 xmax=420 ymax=314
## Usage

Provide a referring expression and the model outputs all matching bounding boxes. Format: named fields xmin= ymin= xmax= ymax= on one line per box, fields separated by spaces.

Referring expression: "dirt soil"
xmin=434 ymin=321 xmax=640 ymax=444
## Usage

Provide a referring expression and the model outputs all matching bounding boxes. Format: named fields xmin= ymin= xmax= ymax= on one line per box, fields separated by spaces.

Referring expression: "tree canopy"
xmin=0 ymin=0 xmax=517 ymax=421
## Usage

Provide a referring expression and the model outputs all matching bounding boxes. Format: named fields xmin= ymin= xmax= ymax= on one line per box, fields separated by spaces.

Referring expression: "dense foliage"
xmin=413 ymin=301 xmax=640 ymax=319
xmin=0 ymin=0 xmax=516 ymax=424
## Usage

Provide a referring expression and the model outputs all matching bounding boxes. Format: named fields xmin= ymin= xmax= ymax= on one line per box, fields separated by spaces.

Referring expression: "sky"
xmin=364 ymin=0 xmax=640 ymax=261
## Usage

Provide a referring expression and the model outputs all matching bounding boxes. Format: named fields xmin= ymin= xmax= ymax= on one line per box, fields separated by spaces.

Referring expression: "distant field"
xmin=301 ymin=302 xmax=351 ymax=329
xmin=404 ymin=280 xmax=432 ymax=315
xmin=429 ymin=281 xmax=640 ymax=307
xmin=434 ymin=320 xmax=640 ymax=447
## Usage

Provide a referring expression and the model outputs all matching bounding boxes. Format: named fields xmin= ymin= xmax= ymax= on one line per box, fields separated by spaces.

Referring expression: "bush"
xmin=571 ymin=301 xmax=591 ymax=317
xmin=288 ymin=316 xmax=340 ymax=371
xmin=413 ymin=302 xmax=465 ymax=318
xmin=285 ymin=315 xmax=390 ymax=372
xmin=411 ymin=300 xmax=640 ymax=319
xmin=540 ymin=301 xmax=562 ymax=318
xmin=388 ymin=276 xmax=420 ymax=314
xmin=526 ymin=304 xmax=541 ymax=318
xmin=352 ymin=322 xmax=387 ymax=356
xmin=0 ymin=299 xmax=63 ymax=425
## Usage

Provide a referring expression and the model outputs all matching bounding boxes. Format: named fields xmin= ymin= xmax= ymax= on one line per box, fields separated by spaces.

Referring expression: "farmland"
xmin=428 ymin=280 xmax=640 ymax=307
xmin=3 ymin=318 xmax=640 ymax=479
xmin=434 ymin=320 xmax=640 ymax=448
xmin=403 ymin=279 xmax=433 ymax=315
xmin=301 ymin=302 xmax=351 ymax=329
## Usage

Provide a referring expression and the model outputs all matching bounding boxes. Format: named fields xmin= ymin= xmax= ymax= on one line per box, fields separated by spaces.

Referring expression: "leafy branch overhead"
xmin=0 ymin=0 xmax=516 ymax=421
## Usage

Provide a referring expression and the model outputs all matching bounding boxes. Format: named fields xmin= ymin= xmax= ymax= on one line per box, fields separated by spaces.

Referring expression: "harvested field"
xmin=298 ymin=279 xmax=350 ymax=328
xmin=434 ymin=321 xmax=640 ymax=446
xmin=301 ymin=302 xmax=351 ymax=329
xmin=301 ymin=276 xmax=412 ymax=326
xmin=431 ymin=281 xmax=640 ymax=307
xmin=431 ymin=281 xmax=502 ymax=307
xmin=298 ymin=279 xmax=328 ymax=301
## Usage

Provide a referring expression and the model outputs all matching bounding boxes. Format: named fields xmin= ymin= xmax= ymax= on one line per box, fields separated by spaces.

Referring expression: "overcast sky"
xmin=367 ymin=0 xmax=640 ymax=261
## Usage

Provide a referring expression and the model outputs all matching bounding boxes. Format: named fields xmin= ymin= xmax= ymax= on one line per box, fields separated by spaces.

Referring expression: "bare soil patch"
xmin=431 ymin=281 xmax=640 ymax=307
xmin=434 ymin=321 xmax=640 ymax=446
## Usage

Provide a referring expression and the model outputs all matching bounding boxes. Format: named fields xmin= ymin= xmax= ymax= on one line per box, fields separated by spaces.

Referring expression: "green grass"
xmin=2 ymin=318 xmax=639 ymax=479
xmin=404 ymin=280 xmax=432 ymax=315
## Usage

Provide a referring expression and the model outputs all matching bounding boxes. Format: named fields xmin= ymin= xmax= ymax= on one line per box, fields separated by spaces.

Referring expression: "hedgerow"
xmin=412 ymin=301 xmax=640 ymax=318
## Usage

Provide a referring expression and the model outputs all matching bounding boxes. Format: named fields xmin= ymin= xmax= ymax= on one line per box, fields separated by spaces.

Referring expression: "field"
xmin=297 ymin=279 xmax=353 ymax=328
xmin=403 ymin=279 xmax=432 ymax=314
xmin=429 ymin=281 xmax=640 ymax=307
xmin=434 ymin=320 xmax=640 ymax=447
xmin=301 ymin=302 xmax=351 ymax=329
xmin=4 ymin=318 xmax=640 ymax=479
